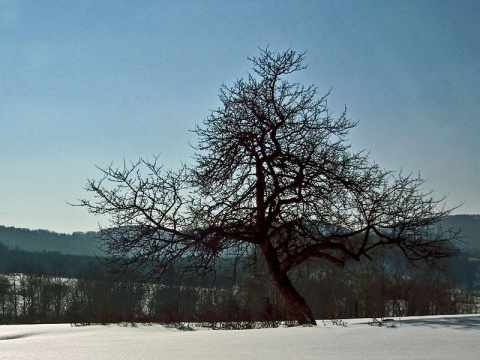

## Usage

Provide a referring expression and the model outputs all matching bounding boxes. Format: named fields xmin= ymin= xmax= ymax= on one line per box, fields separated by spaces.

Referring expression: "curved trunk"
xmin=263 ymin=248 xmax=316 ymax=325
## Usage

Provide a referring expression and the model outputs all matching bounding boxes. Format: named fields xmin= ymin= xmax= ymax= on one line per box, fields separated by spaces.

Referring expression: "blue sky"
xmin=1 ymin=0 xmax=479 ymax=233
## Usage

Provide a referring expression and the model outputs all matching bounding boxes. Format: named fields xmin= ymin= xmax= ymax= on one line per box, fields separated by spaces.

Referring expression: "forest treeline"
xmin=2 ymin=215 xmax=479 ymax=256
xmin=0 ymin=215 xmax=479 ymax=325
xmin=0 ymin=243 xmax=99 ymax=278
xmin=0 ymin=246 xmax=479 ymax=325
xmin=0 ymin=226 xmax=101 ymax=256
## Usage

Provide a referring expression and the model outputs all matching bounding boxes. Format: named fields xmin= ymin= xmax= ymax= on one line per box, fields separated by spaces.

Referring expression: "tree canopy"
xmin=81 ymin=48 xmax=458 ymax=325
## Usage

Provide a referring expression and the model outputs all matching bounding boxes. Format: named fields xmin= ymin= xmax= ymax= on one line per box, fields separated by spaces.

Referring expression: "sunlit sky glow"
xmin=1 ymin=0 xmax=479 ymax=233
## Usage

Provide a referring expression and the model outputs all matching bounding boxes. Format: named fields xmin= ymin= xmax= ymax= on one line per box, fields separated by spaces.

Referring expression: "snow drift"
xmin=1 ymin=314 xmax=479 ymax=359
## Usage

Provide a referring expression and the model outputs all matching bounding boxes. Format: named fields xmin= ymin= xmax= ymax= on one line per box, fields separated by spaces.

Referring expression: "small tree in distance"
xmin=81 ymin=48 xmax=459 ymax=326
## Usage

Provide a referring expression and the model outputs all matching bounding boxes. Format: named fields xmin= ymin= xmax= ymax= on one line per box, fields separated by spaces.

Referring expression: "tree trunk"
xmin=263 ymin=249 xmax=317 ymax=325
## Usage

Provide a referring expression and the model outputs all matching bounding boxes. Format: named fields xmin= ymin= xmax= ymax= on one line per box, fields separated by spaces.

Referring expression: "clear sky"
xmin=1 ymin=0 xmax=479 ymax=233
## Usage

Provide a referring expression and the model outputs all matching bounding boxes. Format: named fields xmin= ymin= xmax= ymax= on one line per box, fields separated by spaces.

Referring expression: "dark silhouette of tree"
xmin=80 ymin=48 xmax=459 ymax=325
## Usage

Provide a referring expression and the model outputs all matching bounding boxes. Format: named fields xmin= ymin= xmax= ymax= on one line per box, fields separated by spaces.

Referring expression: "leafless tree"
xmin=80 ymin=48 xmax=459 ymax=325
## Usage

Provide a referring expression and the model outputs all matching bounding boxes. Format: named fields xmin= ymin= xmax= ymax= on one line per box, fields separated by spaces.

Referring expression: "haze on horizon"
xmin=1 ymin=1 xmax=479 ymax=233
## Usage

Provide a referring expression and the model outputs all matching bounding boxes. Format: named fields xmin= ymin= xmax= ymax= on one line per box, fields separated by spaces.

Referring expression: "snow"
xmin=1 ymin=315 xmax=479 ymax=359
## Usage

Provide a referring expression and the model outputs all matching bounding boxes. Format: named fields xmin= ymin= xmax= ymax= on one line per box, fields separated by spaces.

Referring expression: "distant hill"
xmin=0 ymin=214 xmax=479 ymax=257
xmin=440 ymin=215 xmax=480 ymax=252
xmin=0 ymin=226 xmax=103 ymax=256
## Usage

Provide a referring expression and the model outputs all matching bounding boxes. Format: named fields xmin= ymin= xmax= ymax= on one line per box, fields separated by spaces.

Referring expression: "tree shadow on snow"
xmin=400 ymin=316 xmax=480 ymax=330
xmin=0 ymin=332 xmax=40 ymax=341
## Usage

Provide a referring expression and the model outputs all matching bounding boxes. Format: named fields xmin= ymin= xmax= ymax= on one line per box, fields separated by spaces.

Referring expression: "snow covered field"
xmin=1 ymin=315 xmax=479 ymax=359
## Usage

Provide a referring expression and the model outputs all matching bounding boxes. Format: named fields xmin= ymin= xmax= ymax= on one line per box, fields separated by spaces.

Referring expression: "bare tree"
xmin=80 ymin=48 xmax=459 ymax=325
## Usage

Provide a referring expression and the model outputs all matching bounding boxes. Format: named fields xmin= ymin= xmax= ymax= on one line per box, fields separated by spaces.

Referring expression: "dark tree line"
xmin=0 ymin=242 xmax=101 ymax=278
xmin=0 ymin=226 xmax=100 ymax=256
xmin=0 ymin=250 xmax=478 ymax=325
xmin=81 ymin=48 xmax=459 ymax=325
